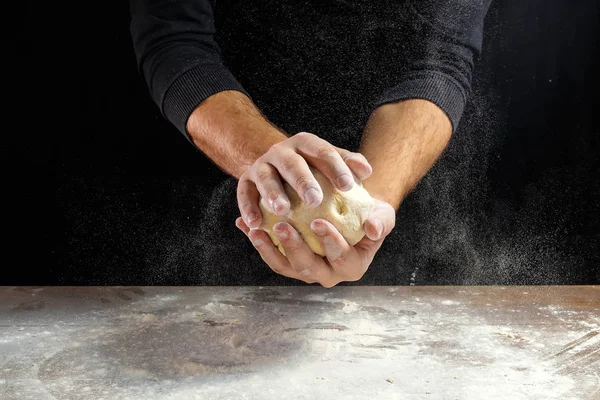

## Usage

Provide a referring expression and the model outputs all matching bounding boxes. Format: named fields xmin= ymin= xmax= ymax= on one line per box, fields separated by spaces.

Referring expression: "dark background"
xmin=5 ymin=1 xmax=598 ymax=285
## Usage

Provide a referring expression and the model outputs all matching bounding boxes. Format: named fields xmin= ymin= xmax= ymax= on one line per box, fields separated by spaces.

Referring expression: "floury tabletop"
xmin=1 ymin=285 xmax=598 ymax=399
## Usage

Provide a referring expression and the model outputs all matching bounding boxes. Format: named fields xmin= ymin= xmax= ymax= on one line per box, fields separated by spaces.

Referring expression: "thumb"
xmin=363 ymin=199 xmax=396 ymax=241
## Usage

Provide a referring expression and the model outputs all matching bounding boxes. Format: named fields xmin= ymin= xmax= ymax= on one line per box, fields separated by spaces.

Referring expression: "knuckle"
xmin=238 ymin=172 xmax=249 ymax=182
xmin=330 ymin=252 xmax=349 ymax=265
xmin=269 ymin=263 xmax=285 ymax=274
xmin=269 ymin=142 xmax=282 ymax=152
xmin=237 ymin=186 xmax=248 ymax=196
xmin=255 ymin=154 xmax=268 ymax=166
xmin=351 ymin=152 xmax=367 ymax=162
xmin=238 ymin=186 xmax=253 ymax=200
xmin=294 ymin=175 xmax=314 ymax=192
xmin=265 ymin=188 xmax=280 ymax=202
xmin=256 ymin=168 xmax=273 ymax=184
xmin=280 ymin=155 xmax=299 ymax=174
xmin=295 ymin=131 xmax=312 ymax=138
xmin=283 ymin=240 xmax=298 ymax=252
xmin=240 ymin=203 xmax=254 ymax=214
xmin=237 ymin=187 xmax=254 ymax=199
xmin=316 ymin=146 xmax=336 ymax=160
xmin=321 ymin=280 xmax=338 ymax=289
xmin=345 ymin=152 xmax=368 ymax=167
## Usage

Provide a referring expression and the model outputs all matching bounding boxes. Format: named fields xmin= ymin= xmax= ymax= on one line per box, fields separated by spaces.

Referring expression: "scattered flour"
xmin=440 ymin=300 xmax=461 ymax=306
xmin=2 ymin=288 xmax=596 ymax=400
xmin=341 ymin=300 xmax=361 ymax=314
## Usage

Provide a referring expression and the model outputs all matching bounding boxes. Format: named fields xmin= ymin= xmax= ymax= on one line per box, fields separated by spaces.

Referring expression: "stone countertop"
xmin=1 ymin=285 xmax=598 ymax=399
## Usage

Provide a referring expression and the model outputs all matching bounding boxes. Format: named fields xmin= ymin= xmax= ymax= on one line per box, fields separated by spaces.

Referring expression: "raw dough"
xmin=258 ymin=167 xmax=375 ymax=256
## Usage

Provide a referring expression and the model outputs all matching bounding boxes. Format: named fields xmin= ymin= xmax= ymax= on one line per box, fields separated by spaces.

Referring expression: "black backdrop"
xmin=5 ymin=1 xmax=598 ymax=285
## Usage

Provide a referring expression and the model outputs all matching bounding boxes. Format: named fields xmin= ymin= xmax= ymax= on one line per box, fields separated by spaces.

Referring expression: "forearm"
xmin=186 ymin=91 xmax=289 ymax=179
xmin=359 ymin=99 xmax=452 ymax=211
xmin=129 ymin=0 xmax=250 ymax=138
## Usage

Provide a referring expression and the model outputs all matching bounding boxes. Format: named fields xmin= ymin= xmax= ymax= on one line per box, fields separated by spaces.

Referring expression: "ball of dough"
xmin=258 ymin=167 xmax=375 ymax=257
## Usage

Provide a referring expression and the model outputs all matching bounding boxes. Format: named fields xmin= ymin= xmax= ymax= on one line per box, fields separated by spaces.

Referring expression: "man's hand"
xmin=236 ymin=197 xmax=395 ymax=287
xmin=236 ymin=132 xmax=373 ymax=230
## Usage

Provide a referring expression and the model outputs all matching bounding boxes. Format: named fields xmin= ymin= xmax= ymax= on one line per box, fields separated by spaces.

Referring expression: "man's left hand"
xmin=236 ymin=198 xmax=395 ymax=287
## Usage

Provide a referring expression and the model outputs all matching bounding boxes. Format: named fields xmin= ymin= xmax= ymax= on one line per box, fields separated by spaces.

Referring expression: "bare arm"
xmin=360 ymin=99 xmax=452 ymax=211
xmin=185 ymin=91 xmax=289 ymax=179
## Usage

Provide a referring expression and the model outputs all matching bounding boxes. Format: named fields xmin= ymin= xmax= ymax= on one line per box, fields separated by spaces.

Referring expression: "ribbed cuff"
xmin=162 ymin=63 xmax=250 ymax=140
xmin=373 ymin=70 xmax=467 ymax=132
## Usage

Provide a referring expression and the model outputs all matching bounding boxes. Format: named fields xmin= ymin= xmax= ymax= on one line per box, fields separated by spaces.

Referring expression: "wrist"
xmin=186 ymin=90 xmax=261 ymax=142
xmin=362 ymin=180 xmax=404 ymax=211
xmin=186 ymin=91 xmax=288 ymax=178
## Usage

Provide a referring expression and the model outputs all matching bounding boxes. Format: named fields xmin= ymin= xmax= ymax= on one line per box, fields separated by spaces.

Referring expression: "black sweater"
xmin=129 ymin=0 xmax=491 ymax=139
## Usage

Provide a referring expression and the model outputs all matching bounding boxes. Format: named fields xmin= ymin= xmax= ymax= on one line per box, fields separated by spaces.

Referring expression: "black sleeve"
xmin=374 ymin=0 xmax=492 ymax=132
xmin=129 ymin=0 xmax=250 ymax=138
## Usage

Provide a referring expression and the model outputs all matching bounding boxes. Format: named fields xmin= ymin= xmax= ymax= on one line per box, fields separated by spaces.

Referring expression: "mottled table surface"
xmin=1 ymin=286 xmax=598 ymax=400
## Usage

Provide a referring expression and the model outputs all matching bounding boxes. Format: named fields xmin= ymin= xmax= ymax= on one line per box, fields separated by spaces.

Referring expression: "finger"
xmin=310 ymin=219 xmax=366 ymax=282
xmin=333 ymin=146 xmax=373 ymax=181
xmin=364 ymin=199 xmax=396 ymax=241
xmin=266 ymin=149 xmax=323 ymax=209
xmin=351 ymin=235 xmax=382 ymax=270
xmin=237 ymin=178 xmax=263 ymax=228
xmin=251 ymin=163 xmax=291 ymax=216
xmin=247 ymin=228 xmax=299 ymax=280
xmin=272 ymin=222 xmax=330 ymax=284
xmin=364 ymin=218 xmax=383 ymax=241
xmin=292 ymin=132 xmax=356 ymax=192
xmin=355 ymin=200 xmax=397 ymax=263
xmin=235 ymin=217 xmax=250 ymax=235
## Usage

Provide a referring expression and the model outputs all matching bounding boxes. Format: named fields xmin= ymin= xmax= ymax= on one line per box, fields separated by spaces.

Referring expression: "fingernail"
xmin=274 ymin=224 xmax=289 ymax=239
xmin=375 ymin=220 xmax=383 ymax=238
xmin=272 ymin=196 xmax=288 ymax=213
xmin=246 ymin=213 xmax=258 ymax=224
xmin=305 ymin=187 xmax=322 ymax=206
xmin=311 ymin=221 xmax=327 ymax=237
xmin=252 ymin=238 xmax=263 ymax=247
xmin=338 ymin=174 xmax=353 ymax=190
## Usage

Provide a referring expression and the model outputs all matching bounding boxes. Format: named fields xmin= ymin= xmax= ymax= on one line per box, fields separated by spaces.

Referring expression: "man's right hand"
xmin=236 ymin=131 xmax=373 ymax=229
